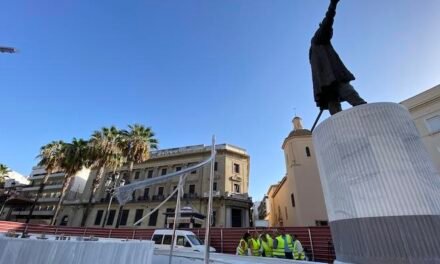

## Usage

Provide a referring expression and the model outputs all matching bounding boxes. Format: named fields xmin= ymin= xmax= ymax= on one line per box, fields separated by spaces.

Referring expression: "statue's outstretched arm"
xmin=312 ymin=0 xmax=339 ymax=44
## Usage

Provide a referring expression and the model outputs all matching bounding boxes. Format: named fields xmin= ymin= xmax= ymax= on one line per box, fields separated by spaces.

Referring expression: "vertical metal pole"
xmin=220 ymin=228 xmax=224 ymax=253
xmin=308 ymin=228 xmax=315 ymax=261
xmin=102 ymin=196 xmax=114 ymax=227
xmin=204 ymin=135 xmax=216 ymax=264
xmin=168 ymin=175 xmax=183 ymax=264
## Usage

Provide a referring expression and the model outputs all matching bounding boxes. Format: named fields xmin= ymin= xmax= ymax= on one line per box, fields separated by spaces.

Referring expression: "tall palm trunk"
xmin=26 ymin=172 xmax=51 ymax=224
xmin=50 ymin=175 xmax=72 ymax=225
xmin=81 ymin=166 xmax=104 ymax=226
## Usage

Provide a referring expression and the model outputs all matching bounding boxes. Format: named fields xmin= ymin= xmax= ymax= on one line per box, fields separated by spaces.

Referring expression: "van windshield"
xmin=187 ymin=235 xmax=202 ymax=246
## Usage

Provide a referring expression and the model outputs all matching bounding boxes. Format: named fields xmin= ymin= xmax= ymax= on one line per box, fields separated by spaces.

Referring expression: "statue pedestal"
xmin=313 ymin=103 xmax=440 ymax=264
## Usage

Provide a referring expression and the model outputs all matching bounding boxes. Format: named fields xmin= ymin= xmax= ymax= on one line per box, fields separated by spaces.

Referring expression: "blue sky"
xmin=1 ymin=0 xmax=439 ymax=201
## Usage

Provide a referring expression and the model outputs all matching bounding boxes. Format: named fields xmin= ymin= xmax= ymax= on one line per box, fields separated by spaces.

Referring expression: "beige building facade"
xmin=7 ymin=144 xmax=252 ymax=229
xmin=62 ymin=144 xmax=251 ymax=229
xmin=265 ymin=117 xmax=328 ymax=227
xmin=401 ymin=84 xmax=440 ymax=172
xmin=4 ymin=167 xmax=91 ymax=224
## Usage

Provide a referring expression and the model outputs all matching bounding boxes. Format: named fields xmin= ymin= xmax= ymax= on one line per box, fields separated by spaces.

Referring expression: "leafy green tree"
xmin=114 ymin=124 xmax=158 ymax=227
xmin=27 ymin=141 xmax=64 ymax=223
xmin=0 ymin=164 xmax=11 ymax=187
xmin=80 ymin=126 xmax=125 ymax=226
xmin=51 ymin=138 xmax=91 ymax=225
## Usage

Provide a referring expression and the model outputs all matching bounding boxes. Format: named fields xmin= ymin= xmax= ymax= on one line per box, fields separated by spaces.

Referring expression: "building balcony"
xmin=12 ymin=210 xmax=55 ymax=216
xmin=136 ymin=196 xmax=150 ymax=202
xmin=29 ymin=172 xmax=65 ymax=180
xmin=183 ymin=193 xmax=199 ymax=199
xmin=203 ymin=191 xmax=221 ymax=198
xmin=38 ymin=197 xmax=59 ymax=203
xmin=22 ymin=184 xmax=63 ymax=192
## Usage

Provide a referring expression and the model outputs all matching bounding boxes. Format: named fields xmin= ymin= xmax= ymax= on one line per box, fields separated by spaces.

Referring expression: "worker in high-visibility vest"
xmin=292 ymin=234 xmax=306 ymax=260
xmin=248 ymin=232 xmax=261 ymax=257
xmin=272 ymin=230 xmax=294 ymax=259
xmin=236 ymin=232 xmax=251 ymax=256
xmin=259 ymin=232 xmax=273 ymax=257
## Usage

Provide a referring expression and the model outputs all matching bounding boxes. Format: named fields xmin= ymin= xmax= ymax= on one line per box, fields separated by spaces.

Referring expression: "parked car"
xmin=151 ymin=229 xmax=216 ymax=253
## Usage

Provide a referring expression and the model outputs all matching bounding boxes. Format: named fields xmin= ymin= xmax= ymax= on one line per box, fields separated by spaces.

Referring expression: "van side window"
xmin=176 ymin=236 xmax=186 ymax=246
xmin=152 ymin=235 xmax=163 ymax=244
xmin=163 ymin=235 xmax=172 ymax=245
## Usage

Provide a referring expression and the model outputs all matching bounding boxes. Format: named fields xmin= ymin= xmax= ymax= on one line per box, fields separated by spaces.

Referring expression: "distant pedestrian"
xmin=259 ymin=232 xmax=273 ymax=257
xmin=273 ymin=230 xmax=294 ymax=259
xmin=248 ymin=232 xmax=261 ymax=257
xmin=292 ymin=234 xmax=306 ymax=260
xmin=236 ymin=232 xmax=251 ymax=256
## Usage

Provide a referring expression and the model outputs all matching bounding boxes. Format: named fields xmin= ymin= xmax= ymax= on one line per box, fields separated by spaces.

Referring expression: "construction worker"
xmin=259 ymin=232 xmax=273 ymax=257
xmin=248 ymin=232 xmax=261 ymax=257
xmin=272 ymin=230 xmax=294 ymax=259
xmin=292 ymin=234 xmax=306 ymax=260
xmin=236 ymin=232 xmax=251 ymax=256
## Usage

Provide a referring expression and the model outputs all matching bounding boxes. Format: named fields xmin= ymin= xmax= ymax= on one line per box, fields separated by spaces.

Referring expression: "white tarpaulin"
xmin=0 ymin=237 xmax=154 ymax=264
xmin=115 ymin=154 xmax=214 ymax=205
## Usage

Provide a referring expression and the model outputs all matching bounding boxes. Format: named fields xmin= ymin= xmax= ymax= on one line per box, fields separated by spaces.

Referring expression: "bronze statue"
xmin=310 ymin=0 xmax=366 ymax=115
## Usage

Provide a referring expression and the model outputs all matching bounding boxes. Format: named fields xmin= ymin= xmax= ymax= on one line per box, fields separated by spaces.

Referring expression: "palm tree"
xmin=120 ymin=124 xmax=158 ymax=181
xmin=80 ymin=126 xmax=125 ymax=226
xmin=114 ymin=124 xmax=158 ymax=227
xmin=51 ymin=138 xmax=90 ymax=225
xmin=0 ymin=163 xmax=10 ymax=186
xmin=26 ymin=141 xmax=65 ymax=223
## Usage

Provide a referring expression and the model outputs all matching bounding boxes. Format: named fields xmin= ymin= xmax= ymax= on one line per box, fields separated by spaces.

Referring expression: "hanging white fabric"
xmin=114 ymin=154 xmax=214 ymax=205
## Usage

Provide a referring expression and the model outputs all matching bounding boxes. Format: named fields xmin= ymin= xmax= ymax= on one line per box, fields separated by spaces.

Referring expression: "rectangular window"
xmin=426 ymin=115 xmax=440 ymax=133
xmin=161 ymin=168 xmax=167 ymax=176
xmin=315 ymin=220 xmax=328 ymax=226
xmin=106 ymin=210 xmax=116 ymax=226
xmin=212 ymin=210 xmax=216 ymax=227
xmin=162 ymin=235 xmax=172 ymax=245
xmin=134 ymin=171 xmax=140 ymax=180
xmin=233 ymin=184 xmax=240 ymax=193
xmin=233 ymin=163 xmax=240 ymax=173
xmin=94 ymin=210 xmax=104 ymax=225
xmin=213 ymin=182 xmax=217 ymax=191
xmin=175 ymin=167 xmax=182 ymax=172
xmin=177 ymin=236 xmax=186 ymax=246
xmin=143 ymin=188 xmax=149 ymax=199
xmin=214 ymin=162 xmax=218 ymax=171
xmin=291 ymin=193 xmax=296 ymax=207
xmin=119 ymin=209 xmax=130 ymax=226
xmin=305 ymin=147 xmax=311 ymax=157
xmin=134 ymin=209 xmax=143 ymax=226
xmin=152 ymin=235 xmax=163 ymax=244
xmin=148 ymin=210 xmax=158 ymax=226
xmin=189 ymin=184 xmax=195 ymax=194
xmin=158 ymin=187 xmax=164 ymax=196
xmin=147 ymin=170 xmax=154 ymax=178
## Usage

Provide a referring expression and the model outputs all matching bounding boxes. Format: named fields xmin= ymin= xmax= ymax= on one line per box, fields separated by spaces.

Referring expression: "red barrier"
xmin=0 ymin=221 xmax=335 ymax=263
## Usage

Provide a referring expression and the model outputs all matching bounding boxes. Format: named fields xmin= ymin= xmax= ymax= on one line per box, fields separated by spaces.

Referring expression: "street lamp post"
xmin=101 ymin=173 xmax=125 ymax=228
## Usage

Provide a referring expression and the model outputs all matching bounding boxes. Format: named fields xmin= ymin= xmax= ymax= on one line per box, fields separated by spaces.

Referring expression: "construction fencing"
xmin=0 ymin=221 xmax=335 ymax=263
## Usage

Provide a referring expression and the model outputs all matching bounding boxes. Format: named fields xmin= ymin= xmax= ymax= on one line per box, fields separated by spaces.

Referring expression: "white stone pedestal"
xmin=313 ymin=103 xmax=440 ymax=264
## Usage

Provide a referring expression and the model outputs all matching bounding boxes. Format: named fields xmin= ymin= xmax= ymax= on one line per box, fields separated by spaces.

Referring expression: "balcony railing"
xmin=22 ymin=184 xmax=63 ymax=192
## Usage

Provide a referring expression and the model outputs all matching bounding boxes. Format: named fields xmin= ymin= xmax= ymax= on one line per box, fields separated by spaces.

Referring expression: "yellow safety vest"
xmin=273 ymin=235 xmax=294 ymax=258
xmin=261 ymin=239 xmax=273 ymax=257
xmin=285 ymin=234 xmax=294 ymax=252
xmin=237 ymin=239 xmax=248 ymax=256
xmin=273 ymin=236 xmax=285 ymax=257
xmin=266 ymin=234 xmax=274 ymax=248
xmin=293 ymin=239 xmax=306 ymax=260
xmin=249 ymin=238 xmax=261 ymax=256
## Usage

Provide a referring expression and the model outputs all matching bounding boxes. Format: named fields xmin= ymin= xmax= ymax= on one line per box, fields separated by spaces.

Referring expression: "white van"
xmin=151 ymin=229 xmax=216 ymax=253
